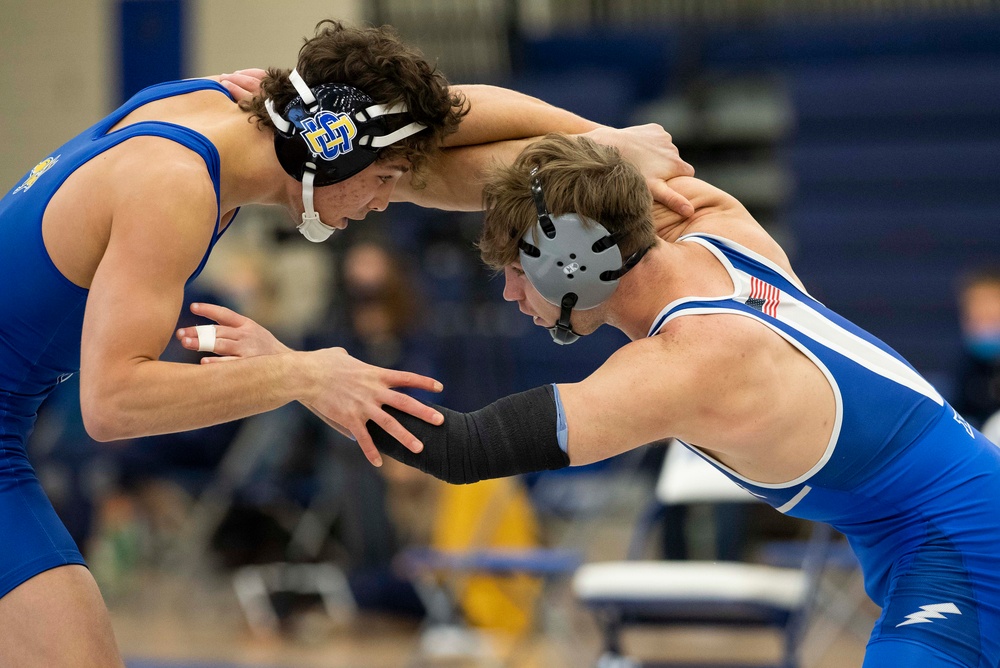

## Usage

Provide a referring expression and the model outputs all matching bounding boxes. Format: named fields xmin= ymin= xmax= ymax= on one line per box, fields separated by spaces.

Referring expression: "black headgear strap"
xmin=525 ymin=168 xmax=651 ymax=345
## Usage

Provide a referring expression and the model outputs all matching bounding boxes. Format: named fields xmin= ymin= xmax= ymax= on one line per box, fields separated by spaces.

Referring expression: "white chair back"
xmin=656 ymin=441 xmax=759 ymax=505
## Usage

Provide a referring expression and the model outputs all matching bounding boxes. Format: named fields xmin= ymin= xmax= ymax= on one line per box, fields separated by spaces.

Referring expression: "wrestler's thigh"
xmin=0 ymin=564 xmax=124 ymax=668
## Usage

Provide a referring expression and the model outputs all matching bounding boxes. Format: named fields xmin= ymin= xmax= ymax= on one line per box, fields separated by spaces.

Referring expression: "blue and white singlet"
xmin=649 ymin=233 xmax=1000 ymax=667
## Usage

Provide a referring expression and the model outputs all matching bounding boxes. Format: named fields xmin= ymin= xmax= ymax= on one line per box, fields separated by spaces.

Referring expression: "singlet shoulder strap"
xmin=91 ymin=79 xmax=237 ymax=283
xmin=94 ymin=79 xmax=235 ymax=137
xmin=648 ymin=232 xmax=813 ymax=338
xmin=676 ymin=232 xmax=815 ymax=302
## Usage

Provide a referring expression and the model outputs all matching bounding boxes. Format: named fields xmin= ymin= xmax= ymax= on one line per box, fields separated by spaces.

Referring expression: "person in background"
xmin=952 ymin=267 xmax=1000 ymax=429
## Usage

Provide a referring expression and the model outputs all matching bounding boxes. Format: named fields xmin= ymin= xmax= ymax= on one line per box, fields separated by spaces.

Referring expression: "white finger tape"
xmin=195 ymin=325 xmax=217 ymax=353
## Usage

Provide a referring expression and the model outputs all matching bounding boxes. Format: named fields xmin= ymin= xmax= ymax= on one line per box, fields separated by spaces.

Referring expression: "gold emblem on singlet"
xmin=13 ymin=155 xmax=60 ymax=194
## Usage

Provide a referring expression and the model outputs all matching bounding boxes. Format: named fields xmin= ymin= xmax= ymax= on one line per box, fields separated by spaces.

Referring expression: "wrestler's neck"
xmin=214 ymin=112 xmax=295 ymax=212
xmin=605 ymin=241 xmax=718 ymax=341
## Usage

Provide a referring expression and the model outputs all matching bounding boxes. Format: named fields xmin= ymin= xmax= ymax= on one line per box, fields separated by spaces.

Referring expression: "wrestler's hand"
xmin=304 ymin=347 xmax=445 ymax=467
xmin=216 ymin=68 xmax=266 ymax=101
xmin=585 ymin=124 xmax=695 ymax=218
xmin=176 ymin=302 xmax=289 ymax=362
xmin=176 ymin=304 xmax=351 ymax=440
xmin=175 ymin=303 xmax=444 ymax=465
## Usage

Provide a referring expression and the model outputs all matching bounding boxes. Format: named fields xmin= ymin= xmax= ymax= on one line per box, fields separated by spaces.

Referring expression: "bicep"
xmin=80 ymin=172 xmax=217 ymax=391
xmin=558 ymin=340 xmax=696 ymax=466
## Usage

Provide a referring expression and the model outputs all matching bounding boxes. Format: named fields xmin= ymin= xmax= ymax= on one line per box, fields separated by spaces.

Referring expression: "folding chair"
xmin=397 ymin=475 xmax=586 ymax=667
xmin=173 ymin=404 xmax=359 ymax=635
xmin=573 ymin=442 xmax=831 ymax=668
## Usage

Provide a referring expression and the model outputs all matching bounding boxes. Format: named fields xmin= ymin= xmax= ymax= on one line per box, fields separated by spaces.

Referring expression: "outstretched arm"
xmin=444 ymin=84 xmax=600 ymax=145
xmin=404 ymin=86 xmax=694 ymax=213
xmin=395 ymin=123 xmax=694 ymax=215
xmin=176 ymin=303 xmax=695 ymax=480
xmin=215 ymin=72 xmax=694 ymax=215
xmin=368 ymin=335 xmax=697 ymax=481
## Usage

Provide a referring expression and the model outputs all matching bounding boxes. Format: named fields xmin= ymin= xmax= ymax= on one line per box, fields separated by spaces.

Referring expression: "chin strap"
xmin=546 ymin=244 xmax=652 ymax=345
xmin=548 ymin=294 xmax=581 ymax=345
xmin=296 ymin=167 xmax=337 ymax=243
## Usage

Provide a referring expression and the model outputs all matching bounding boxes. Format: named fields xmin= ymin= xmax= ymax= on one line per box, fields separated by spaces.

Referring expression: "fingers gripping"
xmin=648 ymin=178 xmax=694 ymax=218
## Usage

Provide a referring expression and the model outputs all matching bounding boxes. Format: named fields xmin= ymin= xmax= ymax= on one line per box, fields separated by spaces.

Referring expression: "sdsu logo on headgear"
xmin=265 ymin=69 xmax=426 ymax=243
xmin=300 ymin=111 xmax=357 ymax=160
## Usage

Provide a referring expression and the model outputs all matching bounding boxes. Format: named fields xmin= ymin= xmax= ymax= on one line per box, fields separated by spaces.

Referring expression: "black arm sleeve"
xmin=367 ymin=385 xmax=570 ymax=484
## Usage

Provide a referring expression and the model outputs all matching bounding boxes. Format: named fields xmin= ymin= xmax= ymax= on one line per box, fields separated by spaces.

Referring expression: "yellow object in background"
xmin=430 ymin=477 xmax=544 ymax=632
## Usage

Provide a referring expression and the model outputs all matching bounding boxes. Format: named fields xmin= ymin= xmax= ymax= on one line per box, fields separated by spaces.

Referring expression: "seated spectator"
xmin=953 ymin=267 xmax=1000 ymax=427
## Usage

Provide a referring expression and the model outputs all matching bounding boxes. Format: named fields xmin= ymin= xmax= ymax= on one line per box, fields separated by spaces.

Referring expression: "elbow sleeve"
xmin=367 ymin=385 xmax=569 ymax=484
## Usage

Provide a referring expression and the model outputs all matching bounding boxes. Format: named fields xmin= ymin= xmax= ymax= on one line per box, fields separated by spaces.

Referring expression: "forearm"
xmin=369 ymin=385 xmax=569 ymax=483
xmin=399 ymin=125 xmax=694 ymax=213
xmin=398 ymin=139 xmax=535 ymax=210
xmin=400 ymin=84 xmax=603 ymax=210
xmin=81 ymin=351 xmax=307 ymax=441
xmin=446 ymin=84 xmax=600 ymax=148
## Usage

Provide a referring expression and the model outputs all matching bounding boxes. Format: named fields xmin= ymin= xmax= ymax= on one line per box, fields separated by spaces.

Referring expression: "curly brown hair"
xmin=243 ymin=20 xmax=467 ymax=174
xmin=479 ymin=134 xmax=656 ymax=270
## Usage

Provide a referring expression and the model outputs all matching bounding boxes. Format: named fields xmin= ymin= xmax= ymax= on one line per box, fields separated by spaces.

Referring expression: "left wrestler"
xmin=0 ymin=19 xmax=692 ymax=666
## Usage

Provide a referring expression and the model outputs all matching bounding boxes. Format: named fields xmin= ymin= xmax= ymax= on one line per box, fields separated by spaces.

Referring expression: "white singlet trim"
xmin=666 ymin=306 xmax=845 ymax=491
xmin=651 ymin=233 xmax=943 ymax=491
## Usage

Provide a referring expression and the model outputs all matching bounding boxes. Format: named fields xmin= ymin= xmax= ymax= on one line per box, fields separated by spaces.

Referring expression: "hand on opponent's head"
xmin=215 ymin=69 xmax=267 ymax=102
xmin=585 ymin=124 xmax=696 ymax=218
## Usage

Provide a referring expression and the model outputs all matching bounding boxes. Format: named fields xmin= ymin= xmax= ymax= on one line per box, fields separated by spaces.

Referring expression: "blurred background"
xmin=4 ymin=0 xmax=1000 ymax=666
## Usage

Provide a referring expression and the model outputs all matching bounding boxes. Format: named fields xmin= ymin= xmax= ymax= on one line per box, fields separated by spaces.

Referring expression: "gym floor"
xmin=110 ymin=568 xmax=871 ymax=668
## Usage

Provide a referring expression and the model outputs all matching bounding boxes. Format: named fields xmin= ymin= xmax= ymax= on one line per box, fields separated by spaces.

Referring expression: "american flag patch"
xmin=746 ymin=276 xmax=780 ymax=317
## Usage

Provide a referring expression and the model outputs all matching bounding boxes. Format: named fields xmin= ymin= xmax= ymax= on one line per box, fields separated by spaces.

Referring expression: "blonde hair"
xmin=479 ymin=134 xmax=655 ymax=270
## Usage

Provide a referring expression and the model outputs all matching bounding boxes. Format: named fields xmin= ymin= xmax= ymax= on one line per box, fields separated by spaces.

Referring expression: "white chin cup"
xmin=298 ymin=213 xmax=336 ymax=242
xmin=297 ymin=169 xmax=335 ymax=243
xmin=194 ymin=325 xmax=217 ymax=353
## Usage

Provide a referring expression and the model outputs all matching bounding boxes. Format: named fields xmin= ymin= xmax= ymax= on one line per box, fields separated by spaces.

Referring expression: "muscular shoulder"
xmin=652 ymin=312 xmax=779 ymax=392
xmin=97 ymin=137 xmax=220 ymax=280
xmin=586 ymin=317 xmax=731 ymax=408
xmin=107 ymin=137 xmax=217 ymax=215
xmin=109 ymin=136 xmax=214 ymax=185
xmin=654 ymin=176 xmax=801 ymax=287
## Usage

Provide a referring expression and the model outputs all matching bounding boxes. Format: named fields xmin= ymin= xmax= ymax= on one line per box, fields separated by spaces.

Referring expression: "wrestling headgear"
xmin=265 ymin=69 xmax=426 ymax=242
xmin=518 ymin=167 xmax=649 ymax=345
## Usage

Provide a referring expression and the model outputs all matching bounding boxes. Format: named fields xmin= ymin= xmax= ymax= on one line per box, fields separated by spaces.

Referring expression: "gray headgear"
xmin=518 ymin=167 xmax=649 ymax=345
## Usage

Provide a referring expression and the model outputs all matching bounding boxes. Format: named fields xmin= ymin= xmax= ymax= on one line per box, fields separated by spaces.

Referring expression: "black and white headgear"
xmin=518 ymin=167 xmax=650 ymax=345
xmin=265 ymin=69 xmax=427 ymax=242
